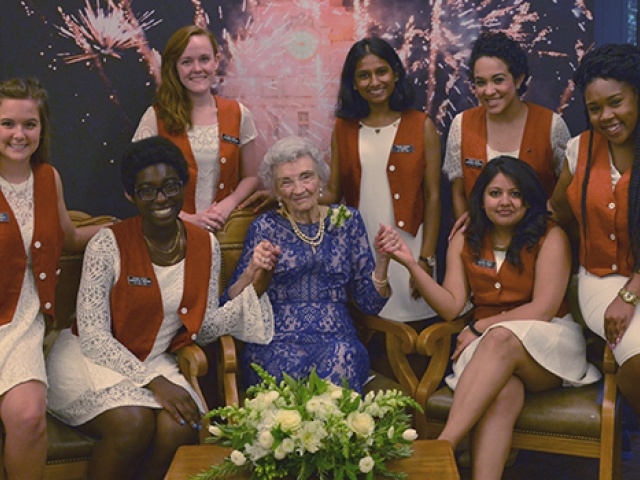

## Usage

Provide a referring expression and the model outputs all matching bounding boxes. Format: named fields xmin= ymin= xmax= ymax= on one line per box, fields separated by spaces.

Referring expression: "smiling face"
xmin=274 ymin=155 xmax=321 ymax=223
xmin=176 ymin=34 xmax=219 ymax=97
xmin=0 ymin=98 xmax=41 ymax=170
xmin=473 ymin=56 xmax=523 ymax=116
xmin=354 ymin=53 xmax=397 ymax=107
xmin=584 ymin=78 xmax=639 ymax=147
xmin=129 ymin=163 xmax=184 ymax=230
xmin=483 ymin=172 xmax=527 ymax=228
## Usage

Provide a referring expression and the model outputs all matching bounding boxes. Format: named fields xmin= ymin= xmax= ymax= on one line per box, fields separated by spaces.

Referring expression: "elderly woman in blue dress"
xmin=224 ymin=135 xmax=394 ymax=392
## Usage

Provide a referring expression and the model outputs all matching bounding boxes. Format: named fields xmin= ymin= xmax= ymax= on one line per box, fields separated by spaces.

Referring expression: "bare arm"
xmin=323 ymin=128 xmax=343 ymax=204
xmin=451 ymin=178 xmax=468 ymax=220
xmin=419 ymin=116 xmax=442 ymax=263
xmin=549 ymin=160 xmax=575 ymax=227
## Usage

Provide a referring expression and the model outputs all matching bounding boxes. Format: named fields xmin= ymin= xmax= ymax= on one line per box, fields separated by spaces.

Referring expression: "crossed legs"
xmin=438 ymin=327 xmax=562 ymax=480
xmin=0 ymin=381 xmax=47 ymax=480
xmin=80 ymin=406 xmax=198 ymax=480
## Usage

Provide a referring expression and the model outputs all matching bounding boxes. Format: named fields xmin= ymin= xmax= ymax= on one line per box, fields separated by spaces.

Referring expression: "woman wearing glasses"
xmin=46 ymin=136 xmax=274 ymax=480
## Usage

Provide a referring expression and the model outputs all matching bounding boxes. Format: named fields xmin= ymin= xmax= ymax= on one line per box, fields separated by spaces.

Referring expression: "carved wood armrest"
xmin=416 ymin=315 xmax=468 ymax=356
xmin=218 ymin=335 xmax=240 ymax=407
xmin=602 ymin=344 xmax=617 ymax=375
xmin=351 ymin=308 xmax=417 ymax=355
xmin=176 ymin=344 xmax=209 ymax=412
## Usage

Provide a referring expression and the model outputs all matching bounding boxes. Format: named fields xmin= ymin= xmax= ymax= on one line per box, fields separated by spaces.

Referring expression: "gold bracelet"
xmin=371 ymin=272 xmax=389 ymax=288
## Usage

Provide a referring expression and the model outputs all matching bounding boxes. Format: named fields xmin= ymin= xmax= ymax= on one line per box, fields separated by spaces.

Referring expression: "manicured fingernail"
xmin=192 ymin=422 xmax=198 ymax=429
xmin=180 ymin=419 xmax=186 ymax=425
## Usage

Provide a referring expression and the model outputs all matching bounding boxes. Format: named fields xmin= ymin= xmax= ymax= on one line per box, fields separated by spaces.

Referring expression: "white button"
xmin=219 ymin=183 xmax=225 ymax=189
xmin=220 ymin=157 xmax=227 ymax=164
xmin=191 ymin=333 xmax=198 ymax=341
xmin=180 ymin=307 xmax=188 ymax=314
xmin=397 ymin=220 xmax=405 ymax=228
xmin=34 ymin=241 xmax=42 ymax=249
xmin=39 ymin=272 xmax=47 ymax=280
xmin=608 ymin=202 xmax=616 ymax=210
xmin=44 ymin=302 xmax=52 ymax=310
xmin=610 ymin=234 xmax=616 ymax=241
xmin=612 ymin=264 xmax=618 ymax=271
xmin=56 ymin=268 xmax=61 ymax=275
xmin=389 ymin=165 xmax=396 ymax=172
xmin=494 ymin=282 xmax=501 ymax=289
xmin=393 ymin=193 xmax=400 ymax=200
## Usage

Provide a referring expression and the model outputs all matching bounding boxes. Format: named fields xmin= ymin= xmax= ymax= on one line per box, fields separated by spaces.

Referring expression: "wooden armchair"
xmin=413 ymin=282 xmax=621 ymax=480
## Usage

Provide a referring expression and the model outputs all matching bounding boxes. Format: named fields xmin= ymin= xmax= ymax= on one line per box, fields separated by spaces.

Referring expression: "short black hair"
xmin=468 ymin=31 xmax=530 ymax=96
xmin=121 ymin=136 xmax=189 ymax=195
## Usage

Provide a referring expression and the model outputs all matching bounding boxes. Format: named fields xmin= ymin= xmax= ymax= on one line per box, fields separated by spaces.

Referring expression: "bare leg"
xmin=80 ymin=407 xmax=155 ymax=480
xmin=438 ymin=327 xmax=562 ymax=448
xmin=0 ymin=381 xmax=47 ymax=480
xmin=139 ymin=409 xmax=198 ymax=480
xmin=617 ymin=354 xmax=640 ymax=419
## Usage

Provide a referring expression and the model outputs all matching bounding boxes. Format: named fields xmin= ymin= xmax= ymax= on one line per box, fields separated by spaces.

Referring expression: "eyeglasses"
xmin=134 ymin=180 xmax=184 ymax=202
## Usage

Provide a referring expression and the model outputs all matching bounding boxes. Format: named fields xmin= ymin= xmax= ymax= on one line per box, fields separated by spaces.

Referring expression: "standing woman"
xmin=326 ymin=36 xmax=442 ymax=328
xmin=0 ymin=78 xmax=108 ymax=479
xmin=443 ymin=30 xmax=570 ymax=221
xmin=133 ymin=25 xmax=260 ymax=232
xmin=550 ymin=43 xmax=640 ymax=420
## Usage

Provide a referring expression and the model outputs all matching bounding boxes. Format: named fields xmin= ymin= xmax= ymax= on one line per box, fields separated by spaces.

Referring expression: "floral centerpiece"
xmin=192 ymin=364 xmax=422 ymax=480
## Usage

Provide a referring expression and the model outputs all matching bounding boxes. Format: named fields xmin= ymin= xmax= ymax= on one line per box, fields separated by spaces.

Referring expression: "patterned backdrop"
xmin=0 ymin=0 xmax=594 ymax=218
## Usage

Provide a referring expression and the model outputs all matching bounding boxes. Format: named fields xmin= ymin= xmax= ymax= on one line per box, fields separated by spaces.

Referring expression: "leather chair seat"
xmin=45 ymin=415 xmax=95 ymax=463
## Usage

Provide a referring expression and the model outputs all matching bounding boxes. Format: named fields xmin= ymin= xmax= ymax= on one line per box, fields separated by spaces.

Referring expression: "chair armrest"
xmin=602 ymin=344 xmax=617 ymax=375
xmin=176 ymin=344 xmax=209 ymax=412
xmin=218 ymin=335 xmax=240 ymax=407
xmin=416 ymin=316 xmax=467 ymax=356
xmin=352 ymin=310 xmax=418 ymax=355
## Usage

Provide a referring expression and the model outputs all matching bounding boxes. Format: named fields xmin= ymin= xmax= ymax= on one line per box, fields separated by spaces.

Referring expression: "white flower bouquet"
xmin=192 ymin=364 xmax=422 ymax=479
xmin=327 ymin=204 xmax=353 ymax=230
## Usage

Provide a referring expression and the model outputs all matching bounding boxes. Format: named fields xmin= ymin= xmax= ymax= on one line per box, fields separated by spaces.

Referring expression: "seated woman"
xmin=46 ymin=136 xmax=274 ymax=480
xmin=224 ymin=135 xmax=392 ymax=393
xmin=379 ymin=156 xmax=599 ymax=479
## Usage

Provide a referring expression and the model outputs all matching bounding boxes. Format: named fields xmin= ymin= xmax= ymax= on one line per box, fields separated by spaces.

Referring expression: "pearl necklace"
xmin=143 ymin=220 xmax=183 ymax=262
xmin=281 ymin=208 xmax=325 ymax=253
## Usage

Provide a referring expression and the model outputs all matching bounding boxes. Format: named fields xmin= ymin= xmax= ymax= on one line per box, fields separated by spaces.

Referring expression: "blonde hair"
xmin=155 ymin=25 xmax=219 ymax=134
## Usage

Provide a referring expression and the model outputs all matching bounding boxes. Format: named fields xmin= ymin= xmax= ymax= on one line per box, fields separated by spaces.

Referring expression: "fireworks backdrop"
xmin=1 ymin=0 xmax=593 ymax=218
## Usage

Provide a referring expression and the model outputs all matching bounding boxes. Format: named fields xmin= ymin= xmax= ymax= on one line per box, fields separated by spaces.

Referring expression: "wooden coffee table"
xmin=165 ymin=439 xmax=459 ymax=479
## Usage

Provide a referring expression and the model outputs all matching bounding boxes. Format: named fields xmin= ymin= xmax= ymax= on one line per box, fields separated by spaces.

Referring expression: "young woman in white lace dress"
xmin=133 ymin=25 xmax=260 ymax=233
xmin=46 ymin=136 xmax=275 ymax=480
xmin=0 ymin=78 xmax=108 ymax=479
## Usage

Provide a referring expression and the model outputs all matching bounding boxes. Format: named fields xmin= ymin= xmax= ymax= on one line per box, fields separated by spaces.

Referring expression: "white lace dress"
xmin=46 ymin=228 xmax=274 ymax=426
xmin=0 ymin=173 xmax=48 ymax=396
xmin=132 ymin=103 xmax=257 ymax=212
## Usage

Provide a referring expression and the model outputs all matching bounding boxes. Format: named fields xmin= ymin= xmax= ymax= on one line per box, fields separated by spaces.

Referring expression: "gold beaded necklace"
xmin=280 ymin=207 xmax=325 ymax=253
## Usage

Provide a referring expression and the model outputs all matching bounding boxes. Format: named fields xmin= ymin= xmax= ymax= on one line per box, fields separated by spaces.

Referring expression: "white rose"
xmin=258 ymin=430 xmax=274 ymax=449
xmin=274 ymin=445 xmax=287 ymax=460
xmin=359 ymin=456 xmax=375 ymax=473
xmin=346 ymin=412 xmax=375 ymax=438
xmin=230 ymin=450 xmax=246 ymax=466
xmin=402 ymin=429 xmax=418 ymax=441
xmin=281 ymin=437 xmax=295 ymax=453
xmin=275 ymin=409 xmax=303 ymax=432
xmin=208 ymin=425 xmax=222 ymax=437
xmin=387 ymin=426 xmax=395 ymax=439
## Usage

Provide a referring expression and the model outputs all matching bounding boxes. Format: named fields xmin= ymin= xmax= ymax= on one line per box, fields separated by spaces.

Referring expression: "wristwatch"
xmin=618 ymin=288 xmax=640 ymax=306
xmin=419 ymin=255 xmax=436 ymax=267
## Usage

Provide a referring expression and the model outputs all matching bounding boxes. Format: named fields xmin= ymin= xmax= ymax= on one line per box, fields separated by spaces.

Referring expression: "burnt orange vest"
xmin=156 ymin=96 xmax=242 ymax=213
xmin=566 ymin=130 xmax=633 ymax=276
xmin=0 ymin=163 xmax=63 ymax=325
xmin=461 ymin=103 xmax=555 ymax=198
xmin=335 ymin=110 xmax=427 ymax=236
xmin=107 ymin=217 xmax=212 ymax=360
xmin=462 ymin=224 xmax=569 ymax=319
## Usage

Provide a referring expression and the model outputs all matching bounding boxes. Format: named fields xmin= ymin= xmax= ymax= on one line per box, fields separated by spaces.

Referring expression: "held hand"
xmin=604 ymin=297 xmax=635 ymax=348
xmin=205 ymin=202 xmax=233 ymax=231
xmin=248 ymin=241 xmax=280 ymax=295
xmin=237 ymin=189 xmax=276 ymax=213
xmin=147 ymin=376 xmax=201 ymax=429
xmin=451 ymin=327 xmax=478 ymax=362
xmin=180 ymin=211 xmax=223 ymax=233
xmin=375 ymin=224 xmax=414 ymax=267
xmin=448 ymin=211 xmax=470 ymax=241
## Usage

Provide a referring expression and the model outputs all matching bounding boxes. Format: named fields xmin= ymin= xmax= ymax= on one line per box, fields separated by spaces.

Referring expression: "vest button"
xmin=191 ymin=333 xmax=198 ymax=341
xmin=608 ymin=202 xmax=616 ymax=210
xmin=44 ymin=302 xmax=52 ymax=310
xmin=180 ymin=307 xmax=188 ymax=314
xmin=393 ymin=193 xmax=400 ymax=200
xmin=389 ymin=165 xmax=396 ymax=172
xmin=34 ymin=241 xmax=42 ymax=249
xmin=39 ymin=272 xmax=47 ymax=280
xmin=494 ymin=282 xmax=501 ymax=289
xmin=397 ymin=220 xmax=405 ymax=228
xmin=220 ymin=157 xmax=227 ymax=164
xmin=56 ymin=268 xmax=61 ymax=276
xmin=610 ymin=234 xmax=616 ymax=241
xmin=612 ymin=264 xmax=618 ymax=271
xmin=219 ymin=183 xmax=225 ymax=190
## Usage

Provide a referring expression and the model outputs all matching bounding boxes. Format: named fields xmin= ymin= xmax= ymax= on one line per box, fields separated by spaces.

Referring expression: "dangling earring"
xmin=277 ymin=198 xmax=284 ymax=209
xmin=319 ymin=187 xmax=324 ymax=198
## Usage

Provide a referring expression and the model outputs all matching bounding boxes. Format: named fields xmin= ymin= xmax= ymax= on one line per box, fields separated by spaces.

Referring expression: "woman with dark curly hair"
xmin=551 ymin=43 xmax=640 ymax=420
xmin=381 ymin=156 xmax=599 ymax=479
xmin=443 ymin=30 xmax=570 ymax=222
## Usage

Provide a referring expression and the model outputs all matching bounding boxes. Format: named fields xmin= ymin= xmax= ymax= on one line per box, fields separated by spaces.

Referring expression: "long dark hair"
xmin=573 ymin=43 xmax=640 ymax=270
xmin=466 ymin=156 xmax=549 ymax=271
xmin=335 ymin=37 xmax=415 ymax=119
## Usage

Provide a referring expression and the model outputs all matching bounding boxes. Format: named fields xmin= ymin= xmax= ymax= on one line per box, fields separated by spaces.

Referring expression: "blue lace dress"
xmin=223 ymin=206 xmax=387 ymax=392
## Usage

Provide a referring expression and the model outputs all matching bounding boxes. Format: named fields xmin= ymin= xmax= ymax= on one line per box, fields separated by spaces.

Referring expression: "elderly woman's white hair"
xmin=259 ymin=136 xmax=330 ymax=191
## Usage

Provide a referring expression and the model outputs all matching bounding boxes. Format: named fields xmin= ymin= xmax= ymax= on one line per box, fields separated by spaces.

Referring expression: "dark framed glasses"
xmin=134 ymin=180 xmax=184 ymax=202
